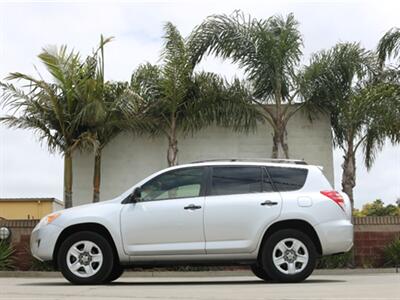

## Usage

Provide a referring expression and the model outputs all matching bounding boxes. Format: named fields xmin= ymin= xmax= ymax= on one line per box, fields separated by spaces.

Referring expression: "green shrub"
xmin=384 ymin=238 xmax=400 ymax=267
xmin=29 ymin=258 xmax=54 ymax=271
xmin=16 ymin=245 xmax=55 ymax=271
xmin=0 ymin=241 xmax=15 ymax=270
xmin=316 ymin=251 xmax=353 ymax=269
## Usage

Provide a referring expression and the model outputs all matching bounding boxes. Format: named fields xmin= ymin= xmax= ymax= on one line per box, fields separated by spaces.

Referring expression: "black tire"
xmin=261 ymin=229 xmax=316 ymax=283
xmin=57 ymin=231 xmax=114 ymax=285
xmin=250 ymin=263 xmax=273 ymax=281
xmin=104 ymin=263 xmax=124 ymax=283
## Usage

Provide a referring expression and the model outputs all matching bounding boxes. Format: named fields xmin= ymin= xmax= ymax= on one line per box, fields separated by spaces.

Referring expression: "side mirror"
xmin=129 ymin=187 xmax=142 ymax=203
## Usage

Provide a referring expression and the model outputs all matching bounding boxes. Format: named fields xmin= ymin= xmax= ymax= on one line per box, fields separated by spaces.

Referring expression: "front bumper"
xmin=30 ymin=223 xmax=63 ymax=261
xmin=314 ymin=219 xmax=354 ymax=255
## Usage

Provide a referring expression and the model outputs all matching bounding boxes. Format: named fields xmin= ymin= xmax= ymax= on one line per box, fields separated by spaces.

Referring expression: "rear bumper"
xmin=314 ymin=219 xmax=353 ymax=255
xmin=30 ymin=223 xmax=62 ymax=261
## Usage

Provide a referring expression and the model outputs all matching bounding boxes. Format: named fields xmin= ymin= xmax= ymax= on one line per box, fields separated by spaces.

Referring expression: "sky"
xmin=0 ymin=0 xmax=399 ymax=208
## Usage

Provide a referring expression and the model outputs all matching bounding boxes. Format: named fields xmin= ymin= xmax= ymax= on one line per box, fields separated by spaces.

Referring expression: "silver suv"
xmin=31 ymin=159 xmax=353 ymax=284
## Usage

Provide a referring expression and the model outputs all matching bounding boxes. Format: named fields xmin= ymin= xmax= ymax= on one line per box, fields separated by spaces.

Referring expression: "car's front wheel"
xmin=57 ymin=231 xmax=114 ymax=284
xmin=104 ymin=263 xmax=124 ymax=283
xmin=261 ymin=229 xmax=316 ymax=283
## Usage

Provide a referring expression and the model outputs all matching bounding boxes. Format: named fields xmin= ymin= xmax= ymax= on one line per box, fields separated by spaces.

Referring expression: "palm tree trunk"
xmin=271 ymin=83 xmax=290 ymax=159
xmin=167 ymin=116 xmax=178 ymax=166
xmin=271 ymin=121 xmax=289 ymax=159
xmin=64 ymin=151 xmax=73 ymax=208
xmin=167 ymin=136 xmax=178 ymax=166
xmin=341 ymin=144 xmax=356 ymax=208
xmin=93 ymin=149 xmax=101 ymax=203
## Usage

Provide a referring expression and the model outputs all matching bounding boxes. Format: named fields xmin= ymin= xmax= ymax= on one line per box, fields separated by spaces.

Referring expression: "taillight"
xmin=320 ymin=190 xmax=345 ymax=210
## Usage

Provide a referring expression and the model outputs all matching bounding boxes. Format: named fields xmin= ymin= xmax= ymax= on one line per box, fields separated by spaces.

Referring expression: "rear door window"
xmin=210 ymin=166 xmax=262 ymax=196
xmin=267 ymin=167 xmax=308 ymax=191
xmin=262 ymin=168 xmax=275 ymax=192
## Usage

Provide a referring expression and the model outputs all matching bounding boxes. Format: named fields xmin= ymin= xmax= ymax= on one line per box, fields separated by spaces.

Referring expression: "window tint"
xmin=267 ymin=167 xmax=308 ymax=191
xmin=262 ymin=168 xmax=274 ymax=192
xmin=141 ymin=167 xmax=204 ymax=201
xmin=211 ymin=167 xmax=262 ymax=196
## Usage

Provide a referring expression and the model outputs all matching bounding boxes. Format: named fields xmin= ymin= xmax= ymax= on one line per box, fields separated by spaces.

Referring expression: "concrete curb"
xmin=0 ymin=268 xmax=398 ymax=278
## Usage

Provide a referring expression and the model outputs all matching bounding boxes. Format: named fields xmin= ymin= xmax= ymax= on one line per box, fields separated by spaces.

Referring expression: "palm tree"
xmin=75 ymin=36 xmax=149 ymax=203
xmin=0 ymin=46 xmax=95 ymax=208
xmin=86 ymin=81 xmax=149 ymax=202
xmin=189 ymin=12 xmax=305 ymax=158
xmin=301 ymin=42 xmax=400 ymax=206
xmin=131 ymin=22 xmax=259 ymax=166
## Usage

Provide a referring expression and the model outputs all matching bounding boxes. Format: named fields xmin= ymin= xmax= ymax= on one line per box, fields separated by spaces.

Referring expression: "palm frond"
xmin=130 ymin=63 xmax=163 ymax=103
xmin=188 ymin=11 xmax=257 ymax=68
xmin=378 ymin=27 xmax=400 ymax=65
xmin=0 ymin=115 xmax=63 ymax=153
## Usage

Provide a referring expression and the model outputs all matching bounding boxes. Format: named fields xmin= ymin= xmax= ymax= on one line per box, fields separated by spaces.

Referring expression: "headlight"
xmin=38 ymin=213 xmax=61 ymax=227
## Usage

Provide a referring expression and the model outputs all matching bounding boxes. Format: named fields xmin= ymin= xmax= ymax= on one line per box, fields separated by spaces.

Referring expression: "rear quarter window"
xmin=266 ymin=167 xmax=308 ymax=191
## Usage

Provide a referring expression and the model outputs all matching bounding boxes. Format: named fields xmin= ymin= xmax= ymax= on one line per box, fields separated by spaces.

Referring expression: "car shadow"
xmin=107 ymin=279 xmax=346 ymax=286
xmin=19 ymin=279 xmax=345 ymax=286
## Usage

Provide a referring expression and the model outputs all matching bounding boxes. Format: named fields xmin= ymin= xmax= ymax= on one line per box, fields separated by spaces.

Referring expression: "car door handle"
xmin=261 ymin=200 xmax=278 ymax=206
xmin=184 ymin=204 xmax=202 ymax=210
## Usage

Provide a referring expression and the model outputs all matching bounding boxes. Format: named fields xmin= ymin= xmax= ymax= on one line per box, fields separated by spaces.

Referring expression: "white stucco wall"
xmin=72 ymin=109 xmax=334 ymax=206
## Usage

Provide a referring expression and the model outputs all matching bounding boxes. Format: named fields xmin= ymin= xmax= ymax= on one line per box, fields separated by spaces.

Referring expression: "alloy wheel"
xmin=272 ymin=238 xmax=309 ymax=275
xmin=66 ymin=240 xmax=103 ymax=278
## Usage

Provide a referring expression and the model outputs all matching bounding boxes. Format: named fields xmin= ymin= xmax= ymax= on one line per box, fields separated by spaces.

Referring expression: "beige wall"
xmin=0 ymin=201 xmax=54 ymax=219
xmin=72 ymin=109 xmax=334 ymax=206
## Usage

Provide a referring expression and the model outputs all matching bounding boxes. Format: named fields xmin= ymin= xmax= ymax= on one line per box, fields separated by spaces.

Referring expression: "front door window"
xmin=141 ymin=167 xmax=205 ymax=201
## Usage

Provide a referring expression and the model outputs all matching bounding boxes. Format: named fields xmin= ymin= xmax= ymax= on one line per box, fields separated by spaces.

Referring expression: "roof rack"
xmin=190 ymin=158 xmax=307 ymax=165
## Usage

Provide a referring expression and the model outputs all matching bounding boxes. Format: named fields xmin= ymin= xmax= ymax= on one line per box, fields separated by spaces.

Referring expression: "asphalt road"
xmin=1 ymin=273 xmax=399 ymax=300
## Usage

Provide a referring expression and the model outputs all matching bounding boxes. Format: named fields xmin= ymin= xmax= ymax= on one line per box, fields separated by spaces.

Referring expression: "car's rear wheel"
xmin=261 ymin=229 xmax=316 ymax=283
xmin=250 ymin=263 xmax=273 ymax=281
xmin=57 ymin=231 xmax=114 ymax=284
